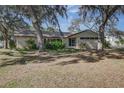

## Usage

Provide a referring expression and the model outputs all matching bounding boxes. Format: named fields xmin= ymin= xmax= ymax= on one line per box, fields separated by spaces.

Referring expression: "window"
xmin=69 ymin=38 xmax=76 ymax=46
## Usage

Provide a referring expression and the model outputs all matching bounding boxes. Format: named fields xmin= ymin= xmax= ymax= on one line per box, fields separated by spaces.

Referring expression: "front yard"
xmin=0 ymin=49 xmax=124 ymax=87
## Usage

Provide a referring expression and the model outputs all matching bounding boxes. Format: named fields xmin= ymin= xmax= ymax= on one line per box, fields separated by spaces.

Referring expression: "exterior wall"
xmin=78 ymin=39 xmax=98 ymax=49
xmin=15 ymin=36 xmax=37 ymax=48
xmin=15 ymin=36 xmax=62 ymax=49
xmin=64 ymin=31 xmax=99 ymax=49
xmin=0 ymin=41 xmax=3 ymax=48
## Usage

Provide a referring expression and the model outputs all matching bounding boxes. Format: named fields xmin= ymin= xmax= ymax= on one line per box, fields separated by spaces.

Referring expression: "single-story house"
xmin=14 ymin=29 xmax=100 ymax=49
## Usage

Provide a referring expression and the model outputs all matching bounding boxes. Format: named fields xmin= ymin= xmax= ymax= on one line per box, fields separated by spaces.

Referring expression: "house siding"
xmin=15 ymin=36 xmax=37 ymax=48
xmin=65 ymin=31 xmax=99 ymax=49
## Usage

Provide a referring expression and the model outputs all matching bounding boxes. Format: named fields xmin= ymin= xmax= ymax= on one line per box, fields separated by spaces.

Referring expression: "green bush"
xmin=9 ymin=40 xmax=16 ymax=49
xmin=26 ymin=39 xmax=37 ymax=50
xmin=45 ymin=40 xmax=65 ymax=50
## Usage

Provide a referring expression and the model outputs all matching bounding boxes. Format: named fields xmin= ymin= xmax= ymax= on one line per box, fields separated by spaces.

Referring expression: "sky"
xmin=58 ymin=5 xmax=124 ymax=32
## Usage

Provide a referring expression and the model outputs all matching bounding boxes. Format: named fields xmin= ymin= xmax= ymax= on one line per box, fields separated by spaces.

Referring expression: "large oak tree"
xmin=79 ymin=5 xmax=124 ymax=50
xmin=16 ymin=5 xmax=67 ymax=50
xmin=0 ymin=6 xmax=28 ymax=48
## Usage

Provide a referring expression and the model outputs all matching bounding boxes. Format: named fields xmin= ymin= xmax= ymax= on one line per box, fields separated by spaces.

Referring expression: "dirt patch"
xmin=0 ymin=49 xmax=124 ymax=87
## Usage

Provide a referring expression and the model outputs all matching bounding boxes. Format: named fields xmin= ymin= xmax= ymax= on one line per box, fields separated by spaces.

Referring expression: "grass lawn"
xmin=0 ymin=49 xmax=124 ymax=87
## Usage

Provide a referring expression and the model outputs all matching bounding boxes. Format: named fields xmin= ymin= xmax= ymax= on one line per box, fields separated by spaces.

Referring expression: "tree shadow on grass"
xmin=106 ymin=54 xmax=124 ymax=59
xmin=96 ymin=50 xmax=124 ymax=60
xmin=0 ymin=58 xmax=26 ymax=67
xmin=55 ymin=59 xmax=80 ymax=66
xmin=24 ymin=55 xmax=56 ymax=63
xmin=1 ymin=49 xmax=124 ymax=67
xmin=55 ymin=56 xmax=99 ymax=66
xmin=0 ymin=55 xmax=56 ymax=67
xmin=23 ymin=52 xmax=97 ymax=66
xmin=80 ymin=55 xmax=100 ymax=62
xmin=54 ymin=53 xmax=101 ymax=66
xmin=0 ymin=51 xmax=20 ymax=56
xmin=54 ymin=50 xmax=124 ymax=66
xmin=21 ymin=50 xmax=124 ymax=67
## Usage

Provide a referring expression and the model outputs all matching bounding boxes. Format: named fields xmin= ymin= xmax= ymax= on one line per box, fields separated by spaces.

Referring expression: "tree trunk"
xmin=98 ymin=13 xmax=108 ymax=51
xmin=32 ymin=20 xmax=44 ymax=51
xmin=4 ymin=37 xmax=8 ymax=49
xmin=3 ymin=31 xmax=8 ymax=49
xmin=1 ymin=24 xmax=9 ymax=49
xmin=99 ymin=25 xmax=105 ymax=50
xmin=30 ymin=6 xmax=44 ymax=51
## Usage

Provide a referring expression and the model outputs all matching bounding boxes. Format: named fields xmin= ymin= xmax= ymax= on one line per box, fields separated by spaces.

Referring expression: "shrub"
xmin=26 ymin=39 xmax=37 ymax=50
xmin=45 ymin=40 xmax=65 ymax=50
xmin=9 ymin=40 xmax=16 ymax=49
xmin=103 ymin=41 xmax=111 ymax=48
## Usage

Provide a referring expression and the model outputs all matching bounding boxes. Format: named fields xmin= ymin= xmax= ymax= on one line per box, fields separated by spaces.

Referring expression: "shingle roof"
xmin=14 ymin=29 xmax=99 ymax=38
xmin=14 ymin=30 xmax=71 ymax=37
xmin=42 ymin=31 xmax=71 ymax=38
xmin=14 ymin=30 xmax=35 ymax=37
xmin=66 ymin=29 xmax=98 ymax=37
